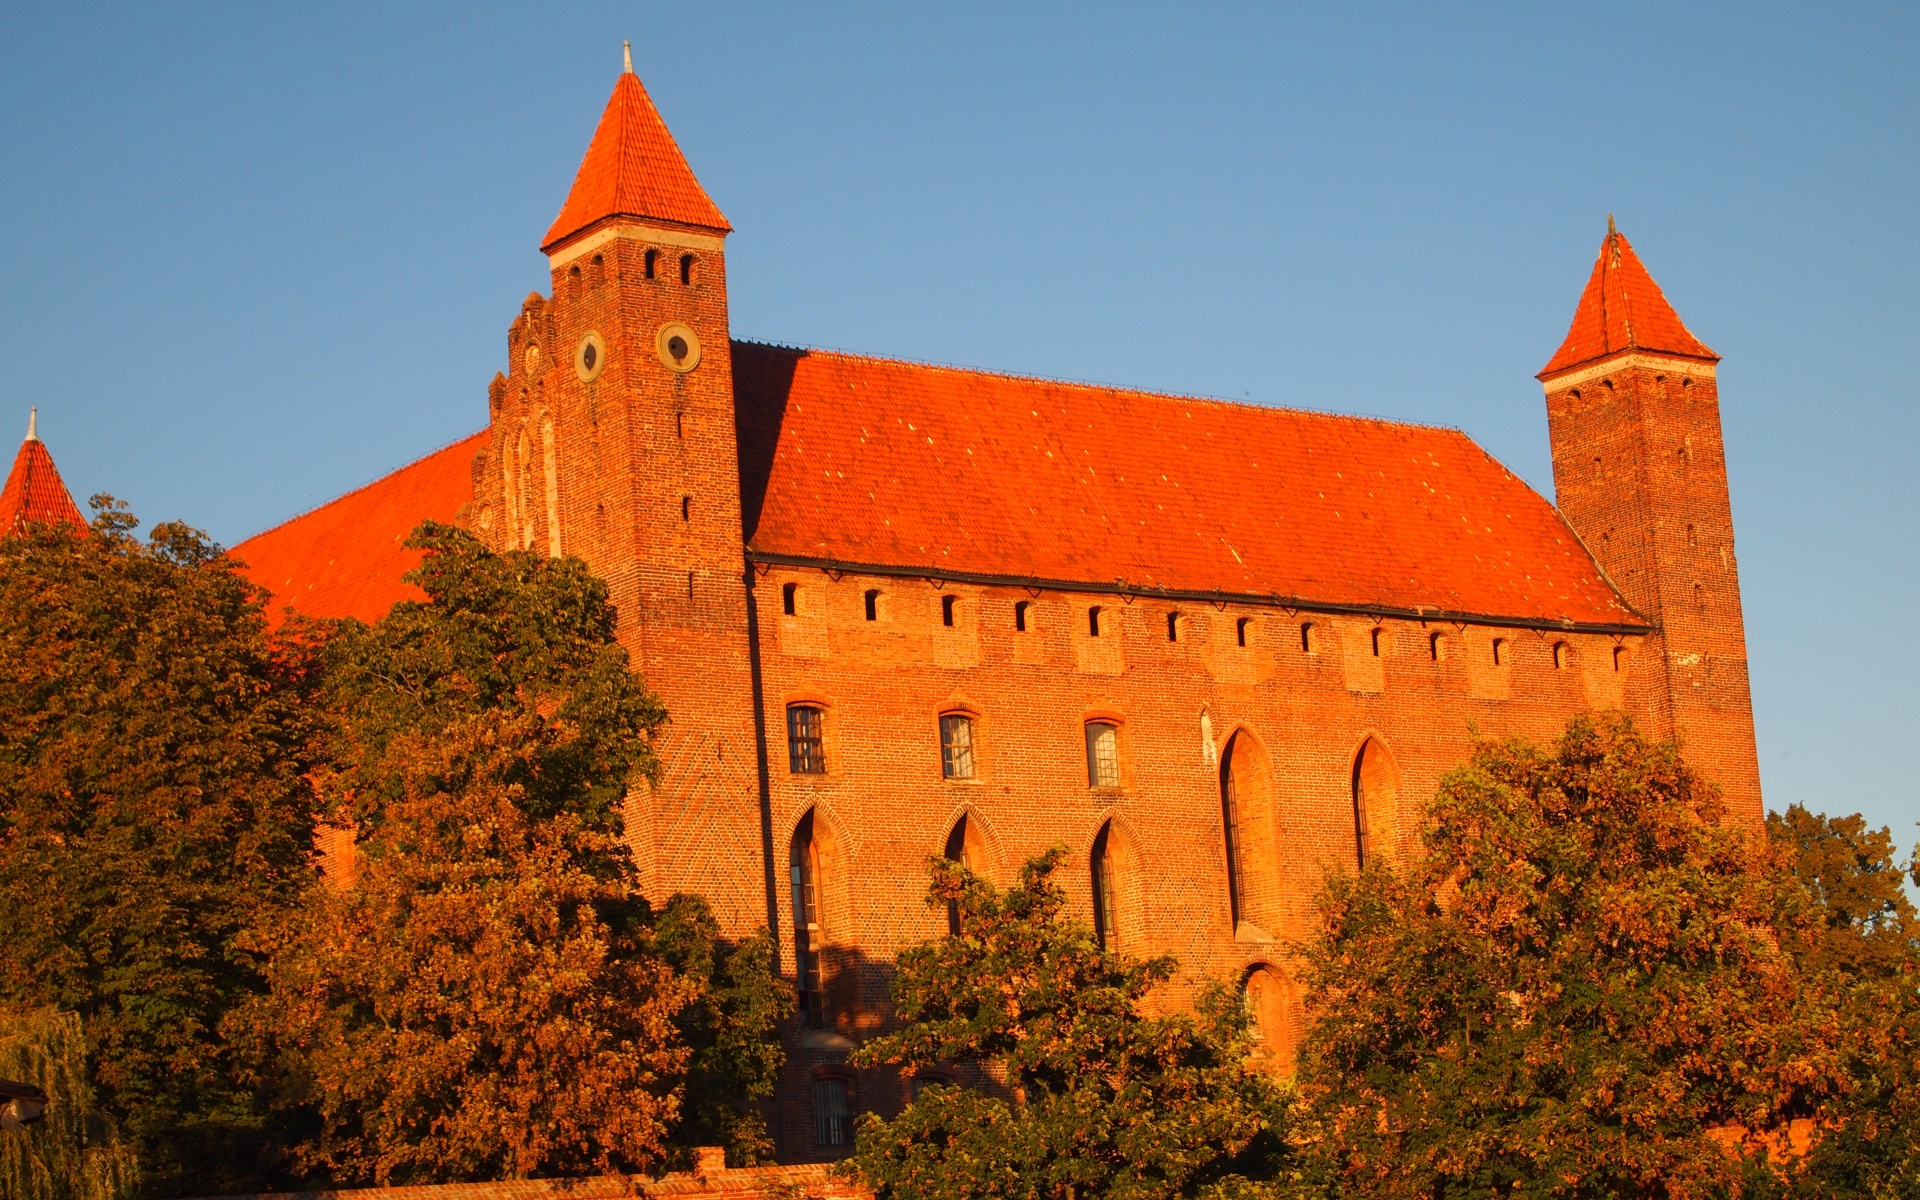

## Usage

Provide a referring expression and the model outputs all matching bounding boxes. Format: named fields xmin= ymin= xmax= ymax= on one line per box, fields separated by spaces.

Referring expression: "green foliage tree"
xmin=241 ymin=524 xmax=784 ymax=1184
xmin=845 ymin=849 xmax=1291 ymax=1200
xmin=1763 ymin=806 xmax=1920 ymax=1198
xmin=0 ymin=500 xmax=322 ymax=1196
xmin=1290 ymin=714 xmax=1841 ymax=1199
xmin=0 ymin=1007 xmax=140 ymax=1200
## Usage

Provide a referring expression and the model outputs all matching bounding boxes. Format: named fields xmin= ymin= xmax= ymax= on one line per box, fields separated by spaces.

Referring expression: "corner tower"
xmin=1540 ymin=221 xmax=1762 ymax=820
xmin=475 ymin=52 xmax=769 ymax=929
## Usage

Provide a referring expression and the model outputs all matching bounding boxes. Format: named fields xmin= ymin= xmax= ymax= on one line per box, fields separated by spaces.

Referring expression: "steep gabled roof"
xmin=542 ymin=67 xmax=730 ymax=251
xmin=232 ymin=432 xmax=484 ymax=624
xmin=1540 ymin=223 xmax=1717 ymax=377
xmin=0 ymin=412 xmax=86 ymax=535
xmin=735 ymin=344 xmax=1643 ymax=628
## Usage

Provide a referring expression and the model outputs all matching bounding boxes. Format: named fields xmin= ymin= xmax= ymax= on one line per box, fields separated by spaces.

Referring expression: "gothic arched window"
xmin=792 ymin=811 xmax=825 ymax=1027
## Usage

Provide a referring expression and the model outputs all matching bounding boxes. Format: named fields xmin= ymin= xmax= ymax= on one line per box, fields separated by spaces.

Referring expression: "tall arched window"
xmin=1352 ymin=738 xmax=1401 ymax=870
xmin=540 ymin=414 xmax=562 ymax=557
xmin=792 ymin=811 xmax=825 ymax=1026
xmin=1221 ymin=746 xmax=1246 ymax=924
xmin=1220 ymin=732 xmax=1280 ymax=934
xmin=944 ymin=814 xmax=988 ymax=935
xmin=1242 ymin=965 xmax=1298 ymax=1076
xmin=1091 ymin=821 xmax=1120 ymax=950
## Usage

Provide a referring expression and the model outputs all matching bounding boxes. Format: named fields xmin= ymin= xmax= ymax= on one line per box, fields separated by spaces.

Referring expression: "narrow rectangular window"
xmin=1167 ymin=612 xmax=1180 ymax=641
xmin=1088 ymin=606 xmax=1103 ymax=637
xmin=787 ymin=706 xmax=826 ymax=775
xmin=782 ymin=582 xmax=798 ymax=616
xmin=813 ymin=1078 xmax=850 ymax=1146
xmin=1085 ymin=721 xmax=1119 ymax=788
xmin=942 ymin=594 xmax=957 ymax=627
xmin=1236 ymin=617 xmax=1251 ymax=647
xmin=1014 ymin=601 xmax=1029 ymax=632
xmin=864 ymin=589 xmax=880 ymax=621
xmin=940 ymin=714 xmax=976 ymax=780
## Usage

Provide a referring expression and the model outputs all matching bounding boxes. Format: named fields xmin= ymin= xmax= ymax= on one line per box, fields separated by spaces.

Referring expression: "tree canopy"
xmin=237 ymin=524 xmax=783 ymax=1186
xmin=1290 ymin=714 xmax=1847 ymax=1199
xmin=0 ymin=500 xmax=323 ymax=1196
xmin=845 ymin=849 xmax=1291 ymax=1200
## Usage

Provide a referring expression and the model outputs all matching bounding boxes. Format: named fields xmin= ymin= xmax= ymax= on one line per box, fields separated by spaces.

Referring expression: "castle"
xmin=6 ymin=59 xmax=1762 ymax=1162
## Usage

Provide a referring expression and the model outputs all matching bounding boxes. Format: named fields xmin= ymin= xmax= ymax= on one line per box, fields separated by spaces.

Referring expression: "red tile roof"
xmin=735 ymin=344 xmax=1643 ymax=628
xmin=542 ymin=70 xmax=730 ymax=252
xmin=1540 ymin=225 xmax=1717 ymax=378
xmin=232 ymin=432 xmax=484 ymax=624
xmin=0 ymin=428 xmax=86 ymax=535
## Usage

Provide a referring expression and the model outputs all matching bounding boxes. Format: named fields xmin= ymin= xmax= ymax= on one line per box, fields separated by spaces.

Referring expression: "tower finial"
xmin=1607 ymin=212 xmax=1616 ymax=237
xmin=24 ymin=407 xmax=36 ymax=443
xmin=623 ymin=40 xmax=633 ymax=74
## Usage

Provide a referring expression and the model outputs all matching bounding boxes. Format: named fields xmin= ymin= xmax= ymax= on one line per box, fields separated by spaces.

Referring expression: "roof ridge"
xmin=729 ymin=337 xmax=1467 ymax=437
xmin=235 ymin=430 xmax=486 ymax=548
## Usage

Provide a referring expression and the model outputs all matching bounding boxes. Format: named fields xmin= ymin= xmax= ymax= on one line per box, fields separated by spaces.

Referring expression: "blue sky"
xmin=1 ymin=3 xmax=1914 ymax=845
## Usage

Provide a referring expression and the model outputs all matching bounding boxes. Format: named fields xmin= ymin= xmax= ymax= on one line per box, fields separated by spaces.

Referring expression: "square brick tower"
xmin=471 ymin=55 xmax=772 ymax=931
xmin=1539 ymin=221 xmax=1763 ymax=820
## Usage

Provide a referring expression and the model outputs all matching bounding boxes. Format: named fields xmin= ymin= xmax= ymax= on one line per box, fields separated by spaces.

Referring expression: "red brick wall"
xmin=1544 ymin=354 xmax=1764 ymax=821
xmin=752 ymin=574 xmax=1662 ymax=1159
xmin=470 ymin=224 xmax=1759 ymax=1166
xmin=473 ymin=223 xmax=771 ymax=933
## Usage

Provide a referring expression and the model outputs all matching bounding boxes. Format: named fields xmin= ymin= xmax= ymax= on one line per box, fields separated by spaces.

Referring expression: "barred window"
xmin=1085 ymin=721 xmax=1120 ymax=788
xmin=813 ymin=1077 xmax=851 ymax=1146
xmin=787 ymin=705 xmax=826 ymax=775
xmin=940 ymin=714 xmax=976 ymax=780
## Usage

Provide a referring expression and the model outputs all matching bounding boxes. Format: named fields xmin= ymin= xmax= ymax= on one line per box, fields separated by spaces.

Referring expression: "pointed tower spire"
xmin=623 ymin=39 xmax=633 ymax=74
xmin=1538 ymin=221 xmax=1716 ymax=379
xmin=0 ymin=412 xmax=86 ymax=535
xmin=541 ymin=69 xmax=730 ymax=252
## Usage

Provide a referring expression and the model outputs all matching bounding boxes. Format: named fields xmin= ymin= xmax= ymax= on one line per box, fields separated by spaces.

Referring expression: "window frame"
xmin=939 ymin=712 xmax=978 ymax=781
xmin=811 ymin=1075 xmax=852 ymax=1147
xmin=1084 ymin=719 xmax=1121 ymax=789
xmin=786 ymin=704 xmax=827 ymax=775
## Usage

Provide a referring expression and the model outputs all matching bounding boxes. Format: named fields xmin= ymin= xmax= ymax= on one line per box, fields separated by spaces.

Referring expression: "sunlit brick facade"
xmin=228 ymin=69 xmax=1762 ymax=1162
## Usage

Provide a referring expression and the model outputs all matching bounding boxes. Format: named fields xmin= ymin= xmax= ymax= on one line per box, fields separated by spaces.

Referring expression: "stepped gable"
xmin=0 ymin=411 xmax=86 ymax=534
xmin=1540 ymin=222 xmax=1718 ymax=378
xmin=542 ymin=62 xmax=730 ymax=251
xmin=734 ymin=343 xmax=1643 ymax=628
xmin=233 ymin=432 xmax=484 ymax=624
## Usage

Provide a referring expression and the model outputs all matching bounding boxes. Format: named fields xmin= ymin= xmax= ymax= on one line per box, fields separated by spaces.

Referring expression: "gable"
xmin=733 ymin=343 xmax=1640 ymax=629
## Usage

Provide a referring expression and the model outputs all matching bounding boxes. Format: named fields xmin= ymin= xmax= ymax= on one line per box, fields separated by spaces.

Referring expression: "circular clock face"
xmin=656 ymin=322 xmax=701 ymax=373
xmin=574 ymin=331 xmax=606 ymax=382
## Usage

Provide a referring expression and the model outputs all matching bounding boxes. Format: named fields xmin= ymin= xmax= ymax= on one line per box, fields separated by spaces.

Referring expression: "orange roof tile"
xmin=0 ymin=419 xmax=86 ymax=535
xmin=1540 ymin=224 xmax=1717 ymax=378
xmin=735 ymin=344 xmax=1642 ymax=628
xmin=542 ymin=69 xmax=730 ymax=252
xmin=232 ymin=432 xmax=484 ymax=625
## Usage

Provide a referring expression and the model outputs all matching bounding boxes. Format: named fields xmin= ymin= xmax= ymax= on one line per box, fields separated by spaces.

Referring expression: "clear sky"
xmin=1 ymin=3 xmax=1914 ymax=845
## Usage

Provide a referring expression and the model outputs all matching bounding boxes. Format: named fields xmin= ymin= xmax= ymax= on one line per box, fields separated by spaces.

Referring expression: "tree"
xmin=1291 ymin=713 xmax=1840 ymax=1199
xmin=0 ymin=500 xmax=323 ymax=1196
xmin=0 ymin=1007 xmax=141 ymax=1200
xmin=844 ymin=849 xmax=1292 ymax=1200
xmin=1763 ymin=806 xmax=1920 ymax=1198
xmin=241 ymin=524 xmax=783 ymax=1184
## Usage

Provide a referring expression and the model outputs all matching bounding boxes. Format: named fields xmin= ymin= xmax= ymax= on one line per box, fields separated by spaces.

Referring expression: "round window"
xmin=574 ymin=331 xmax=606 ymax=382
xmin=656 ymin=322 xmax=702 ymax=374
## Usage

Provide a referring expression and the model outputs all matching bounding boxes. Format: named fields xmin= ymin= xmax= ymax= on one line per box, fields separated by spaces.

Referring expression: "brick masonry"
xmin=225 ymin=72 xmax=1765 ymax=1168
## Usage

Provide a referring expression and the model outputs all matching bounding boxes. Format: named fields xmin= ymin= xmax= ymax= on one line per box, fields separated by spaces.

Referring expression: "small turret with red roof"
xmin=0 ymin=409 xmax=86 ymax=535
